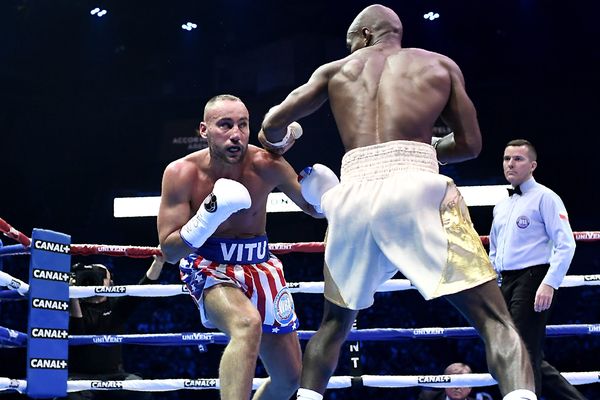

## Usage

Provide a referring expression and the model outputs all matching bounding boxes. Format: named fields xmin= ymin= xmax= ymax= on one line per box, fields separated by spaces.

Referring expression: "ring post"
xmin=26 ymin=229 xmax=71 ymax=398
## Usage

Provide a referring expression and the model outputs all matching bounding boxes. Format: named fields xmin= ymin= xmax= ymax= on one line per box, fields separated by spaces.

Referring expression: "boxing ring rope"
xmin=2 ymin=372 xmax=599 ymax=393
xmin=2 ymin=216 xmax=600 ymax=255
xmin=0 ymin=218 xmax=30 ymax=247
xmin=2 ymin=323 xmax=598 ymax=348
xmin=1 ymin=216 xmax=599 ymax=396
xmin=1 ymin=276 xmax=599 ymax=300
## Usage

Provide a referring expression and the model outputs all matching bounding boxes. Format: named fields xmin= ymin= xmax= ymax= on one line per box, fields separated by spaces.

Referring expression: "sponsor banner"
xmin=90 ymin=381 xmax=124 ymax=389
xmin=417 ymin=375 xmax=452 ymax=384
xmin=94 ymin=286 xmax=126 ymax=294
xmin=29 ymin=358 xmax=68 ymax=369
xmin=412 ymin=328 xmax=445 ymax=336
xmin=27 ymin=229 xmax=71 ymax=398
xmin=30 ymin=328 xmax=69 ymax=340
xmin=92 ymin=335 xmax=124 ymax=344
xmin=183 ymin=379 xmax=218 ymax=388
xmin=31 ymin=298 xmax=69 ymax=311
xmin=583 ymin=275 xmax=600 ymax=282
xmin=574 ymin=231 xmax=600 ymax=241
xmin=32 ymin=268 xmax=70 ymax=282
xmin=180 ymin=332 xmax=214 ymax=342
xmin=269 ymin=242 xmax=294 ymax=251
xmin=33 ymin=239 xmax=70 ymax=254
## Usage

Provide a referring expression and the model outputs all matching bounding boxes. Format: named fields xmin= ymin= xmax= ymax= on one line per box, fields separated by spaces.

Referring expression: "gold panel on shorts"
xmin=434 ymin=183 xmax=497 ymax=297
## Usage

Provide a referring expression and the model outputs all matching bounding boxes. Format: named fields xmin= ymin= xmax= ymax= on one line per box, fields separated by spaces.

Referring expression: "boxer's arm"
xmin=259 ymin=62 xmax=340 ymax=153
xmin=157 ymin=160 xmax=202 ymax=263
xmin=144 ymin=253 xmax=165 ymax=281
xmin=439 ymin=57 xmax=482 ymax=163
xmin=69 ymin=299 xmax=83 ymax=319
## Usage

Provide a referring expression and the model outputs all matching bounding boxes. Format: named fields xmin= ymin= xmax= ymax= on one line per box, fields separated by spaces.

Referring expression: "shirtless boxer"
xmin=158 ymin=94 xmax=321 ymax=400
xmin=258 ymin=5 xmax=536 ymax=400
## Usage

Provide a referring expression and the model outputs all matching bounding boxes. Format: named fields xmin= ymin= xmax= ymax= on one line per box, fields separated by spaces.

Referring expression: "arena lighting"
xmin=423 ymin=12 xmax=440 ymax=21
xmin=90 ymin=8 xmax=107 ymax=17
xmin=113 ymin=185 xmax=512 ymax=218
xmin=181 ymin=22 xmax=197 ymax=31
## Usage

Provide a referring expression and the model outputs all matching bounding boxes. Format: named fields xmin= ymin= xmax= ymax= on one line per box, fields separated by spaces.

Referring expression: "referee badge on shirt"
xmin=516 ymin=215 xmax=530 ymax=229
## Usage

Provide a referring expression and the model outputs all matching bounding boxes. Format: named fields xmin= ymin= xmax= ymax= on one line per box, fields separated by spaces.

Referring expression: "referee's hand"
xmin=534 ymin=283 xmax=554 ymax=312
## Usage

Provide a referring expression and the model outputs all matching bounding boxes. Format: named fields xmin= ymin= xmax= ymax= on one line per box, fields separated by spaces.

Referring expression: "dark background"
xmin=0 ymin=0 xmax=599 ymax=399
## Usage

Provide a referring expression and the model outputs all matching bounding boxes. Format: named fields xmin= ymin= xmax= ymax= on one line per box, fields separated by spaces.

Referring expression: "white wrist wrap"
xmin=263 ymin=121 xmax=303 ymax=149
xmin=180 ymin=179 xmax=251 ymax=248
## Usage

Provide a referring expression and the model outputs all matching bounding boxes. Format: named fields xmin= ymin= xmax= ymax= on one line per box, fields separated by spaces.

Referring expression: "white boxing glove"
xmin=260 ymin=121 xmax=303 ymax=152
xmin=298 ymin=164 xmax=340 ymax=213
xmin=180 ymin=178 xmax=251 ymax=248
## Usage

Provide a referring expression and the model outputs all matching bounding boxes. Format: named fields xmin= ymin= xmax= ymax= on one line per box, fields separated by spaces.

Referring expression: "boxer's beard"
xmin=208 ymin=142 xmax=246 ymax=164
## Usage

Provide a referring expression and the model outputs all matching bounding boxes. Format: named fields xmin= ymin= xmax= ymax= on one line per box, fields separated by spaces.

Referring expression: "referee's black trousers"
xmin=501 ymin=264 xmax=586 ymax=400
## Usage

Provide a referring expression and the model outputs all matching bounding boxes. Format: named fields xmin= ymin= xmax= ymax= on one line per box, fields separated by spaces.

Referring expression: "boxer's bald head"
xmin=203 ymin=94 xmax=245 ymax=122
xmin=346 ymin=4 xmax=403 ymax=52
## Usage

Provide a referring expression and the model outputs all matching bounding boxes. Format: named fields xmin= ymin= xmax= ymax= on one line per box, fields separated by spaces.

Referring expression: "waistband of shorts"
xmin=194 ymin=235 xmax=269 ymax=264
xmin=340 ymin=140 xmax=439 ymax=182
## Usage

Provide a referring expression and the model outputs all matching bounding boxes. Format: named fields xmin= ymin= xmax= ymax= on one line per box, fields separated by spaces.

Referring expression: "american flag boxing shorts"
xmin=179 ymin=235 xmax=298 ymax=334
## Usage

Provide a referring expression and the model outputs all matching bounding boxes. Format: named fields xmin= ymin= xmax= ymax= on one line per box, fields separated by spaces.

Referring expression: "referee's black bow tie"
xmin=507 ymin=186 xmax=522 ymax=196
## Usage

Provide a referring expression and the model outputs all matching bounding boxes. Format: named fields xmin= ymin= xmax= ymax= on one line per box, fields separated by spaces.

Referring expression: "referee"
xmin=489 ymin=139 xmax=585 ymax=399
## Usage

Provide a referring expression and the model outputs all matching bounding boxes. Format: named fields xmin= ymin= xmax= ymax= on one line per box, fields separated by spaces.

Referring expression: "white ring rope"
xmin=63 ymin=275 xmax=600 ymax=298
xmin=0 ymin=270 xmax=29 ymax=296
xmin=1 ymin=372 xmax=599 ymax=393
xmin=2 ymin=270 xmax=598 ymax=299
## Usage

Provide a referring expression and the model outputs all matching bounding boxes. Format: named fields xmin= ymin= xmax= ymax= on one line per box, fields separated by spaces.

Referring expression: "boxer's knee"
xmin=230 ymin=311 xmax=263 ymax=342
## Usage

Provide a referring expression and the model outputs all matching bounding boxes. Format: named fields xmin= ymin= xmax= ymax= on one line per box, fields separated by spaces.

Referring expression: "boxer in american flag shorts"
xmin=158 ymin=94 xmax=321 ymax=400
xmin=180 ymin=236 xmax=298 ymax=334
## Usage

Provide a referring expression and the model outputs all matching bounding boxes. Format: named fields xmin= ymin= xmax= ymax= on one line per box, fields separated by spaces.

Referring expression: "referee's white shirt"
xmin=489 ymin=177 xmax=576 ymax=289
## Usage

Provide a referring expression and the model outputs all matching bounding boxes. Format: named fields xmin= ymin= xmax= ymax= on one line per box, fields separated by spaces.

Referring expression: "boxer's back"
xmin=328 ymin=46 xmax=453 ymax=151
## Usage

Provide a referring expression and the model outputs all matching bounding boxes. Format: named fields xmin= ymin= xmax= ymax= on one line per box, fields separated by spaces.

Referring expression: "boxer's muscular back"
xmin=328 ymin=46 xmax=452 ymax=151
